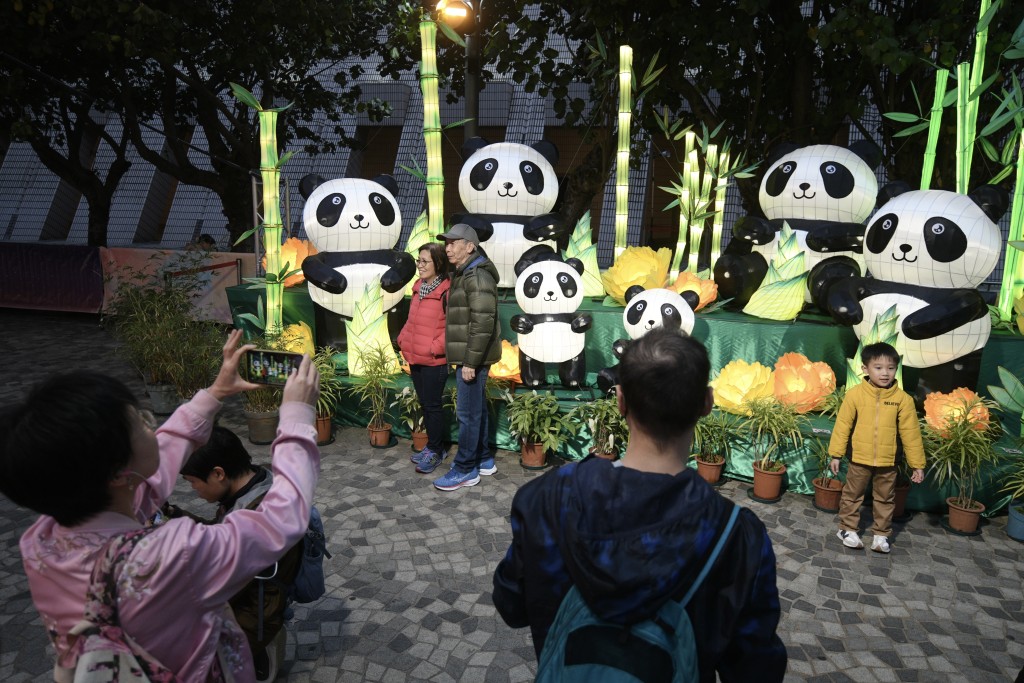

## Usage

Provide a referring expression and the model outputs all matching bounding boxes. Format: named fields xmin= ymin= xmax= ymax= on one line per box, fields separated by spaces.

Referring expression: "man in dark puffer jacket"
xmin=433 ymin=224 xmax=502 ymax=491
xmin=492 ymin=328 xmax=787 ymax=682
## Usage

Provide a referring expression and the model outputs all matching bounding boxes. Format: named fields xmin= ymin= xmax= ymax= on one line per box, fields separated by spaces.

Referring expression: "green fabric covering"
xmin=227 ymin=286 xmax=1024 ymax=514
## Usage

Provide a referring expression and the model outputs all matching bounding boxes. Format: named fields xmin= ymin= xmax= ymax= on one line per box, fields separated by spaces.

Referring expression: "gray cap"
xmin=437 ymin=223 xmax=480 ymax=246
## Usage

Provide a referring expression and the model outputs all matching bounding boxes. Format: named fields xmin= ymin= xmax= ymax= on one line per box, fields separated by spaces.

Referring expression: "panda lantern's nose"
xmin=799 ymin=182 xmax=810 ymax=191
xmin=503 ymin=182 xmax=513 ymax=190
xmin=354 ymin=214 xmax=364 ymax=222
xmin=899 ymin=244 xmax=912 ymax=253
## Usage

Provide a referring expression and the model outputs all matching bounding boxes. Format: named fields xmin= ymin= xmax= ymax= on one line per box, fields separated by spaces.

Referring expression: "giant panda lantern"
xmin=714 ymin=142 xmax=881 ymax=310
xmin=509 ymin=245 xmax=592 ymax=388
xmin=453 ymin=137 xmax=570 ymax=288
xmin=595 ymin=286 xmax=699 ymax=393
xmin=826 ymin=183 xmax=1008 ymax=402
xmin=299 ymin=174 xmax=416 ymax=348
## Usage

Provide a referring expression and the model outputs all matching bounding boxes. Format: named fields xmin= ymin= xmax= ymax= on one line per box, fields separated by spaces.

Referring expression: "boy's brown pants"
xmin=838 ymin=462 xmax=897 ymax=537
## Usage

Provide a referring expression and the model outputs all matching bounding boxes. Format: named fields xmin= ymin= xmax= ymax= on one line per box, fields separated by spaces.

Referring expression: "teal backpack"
xmin=536 ymin=504 xmax=739 ymax=683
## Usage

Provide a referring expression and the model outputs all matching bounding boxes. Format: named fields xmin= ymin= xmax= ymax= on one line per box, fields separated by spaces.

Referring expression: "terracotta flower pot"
xmin=812 ymin=477 xmax=843 ymax=512
xmin=893 ymin=481 xmax=912 ymax=519
xmin=368 ymin=423 xmax=393 ymax=448
xmin=244 ymin=409 xmax=279 ymax=445
xmin=315 ymin=414 xmax=334 ymax=446
xmin=411 ymin=430 xmax=429 ymax=452
xmin=751 ymin=463 xmax=787 ymax=501
xmin=521 ymin=441 xmax=548 ymax=469
xmin=589 ymin=449 xmax=618 ymax=461
xmin=695 ymin=457 xmax=725 ymax=485
xmin=946 ymin=496 xmax=985 ymax=534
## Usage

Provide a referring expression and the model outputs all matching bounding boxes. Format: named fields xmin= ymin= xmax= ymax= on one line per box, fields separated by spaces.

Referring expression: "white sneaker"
xmin=871 ymin=535 xmax=890 ymax=553
xmin=837 ymin=529 xmax=864 ymax=549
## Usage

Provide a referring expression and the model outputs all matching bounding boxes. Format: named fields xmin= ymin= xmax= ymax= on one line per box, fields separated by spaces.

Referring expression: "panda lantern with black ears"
xmin=824 ymin=183 xmax=1008 ymax=404
xmin=713 ymin=142 xmax=882 ymax=311
xmin=595 ymin=287 xmax=699 ymax=394
xmin=510 ymin=245 xmax=593 ymax=389
xmin=452 ymin=137 xmax=570 ymax=288
xmin=298 ymin=174 xmax=416 ymax=349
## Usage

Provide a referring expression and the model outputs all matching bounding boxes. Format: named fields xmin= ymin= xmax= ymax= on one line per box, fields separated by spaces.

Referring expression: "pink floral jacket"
xmin=19 ymin=390 xmax=319 ymax=683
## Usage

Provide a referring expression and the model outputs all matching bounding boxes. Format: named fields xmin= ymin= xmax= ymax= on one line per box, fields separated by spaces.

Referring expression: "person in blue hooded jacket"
xmin=491 ymin=327 xmax=786 ymax=682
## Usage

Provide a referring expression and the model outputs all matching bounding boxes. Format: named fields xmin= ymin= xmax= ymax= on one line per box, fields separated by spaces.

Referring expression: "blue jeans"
xmin=453 ymin=365 xmax=490 ymax=473
xmin=409 ymin=364 xmax=449 ymax=453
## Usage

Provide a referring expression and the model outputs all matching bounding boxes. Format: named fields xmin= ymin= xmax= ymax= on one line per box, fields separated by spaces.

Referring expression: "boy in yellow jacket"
xmin=828 ymin=342 xmax=925 ymax=553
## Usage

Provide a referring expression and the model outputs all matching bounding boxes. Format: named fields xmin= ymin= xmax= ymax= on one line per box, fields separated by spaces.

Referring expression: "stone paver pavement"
xmin=0 ymin=309 xmax=1022 ymax=682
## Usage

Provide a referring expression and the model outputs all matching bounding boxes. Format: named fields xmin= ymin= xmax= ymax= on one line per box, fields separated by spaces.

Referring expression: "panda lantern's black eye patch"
xmin=368 ymin=193 xmax=396 ymax=226
xmin=923 ymin=216 xmax=967 ymax=263
xmin=865 ymin=213 xmax=898 ymax=254
xmin=625 ymin=300 xmax=646 ymax=326
xmin=470 ymin=157 xmax=499 ymax=191
xmin=764 ymin=161 xmax=796 ymax=197
xmin=523 ymin=273 xmax=543 ymax=298
xmin=316 ymin=193 xmax=346 ymax=227
xmin=556 ymin=272 xmax=576 ymax=297
xmin=819 ymin=161 xmax=855 ymax=198
xmin=660 ymin=304 xmax=682 ymax=330
xmin=520 ymin=161 xmax=545 ymax=195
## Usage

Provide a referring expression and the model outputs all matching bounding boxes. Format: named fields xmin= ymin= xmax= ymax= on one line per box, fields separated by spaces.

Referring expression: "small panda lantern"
xmin=596 ymin=286 xmax=699 ymax=393
xmin=826 ymin=184 xmax=1008 ymax=401
xmin=714 ymin=142 xmax=881 ymax=310
xmin=453 ymin=137 xmax=569 ymax=288
xmin=299 ymin=174 xmax=416 ymax=348
xmin=510 ymin=245 xmax=592 ymax=388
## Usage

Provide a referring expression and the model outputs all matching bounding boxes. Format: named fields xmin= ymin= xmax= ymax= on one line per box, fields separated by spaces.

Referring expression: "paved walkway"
xmin=0 ymin=308 xmax=1022 ymax=683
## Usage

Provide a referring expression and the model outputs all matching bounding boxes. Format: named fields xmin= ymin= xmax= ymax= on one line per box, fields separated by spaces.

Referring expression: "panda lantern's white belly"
xmin=518 ymin=322 xmax=585 ymax=363
xmin=481 ymin=222 xmax=556 ymax=288
xmin=308 ymin=264 xmax=404 ymax=318
xmin=854 ymin=293 xmax=991 ymax=368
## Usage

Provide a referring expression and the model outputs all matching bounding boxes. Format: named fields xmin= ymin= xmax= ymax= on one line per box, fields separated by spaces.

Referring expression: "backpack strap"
xmin=678 ymin=504 xmax=740 ymax=607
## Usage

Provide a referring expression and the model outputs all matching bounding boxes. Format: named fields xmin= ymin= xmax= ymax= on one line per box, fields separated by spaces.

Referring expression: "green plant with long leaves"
xmin=692 ymin=410 xmax=738 ymax=465
xmin=987 ymin=366 xmax=1024 ymax=437
xmin=1001 ymin=453 xmax=1024 ymax=504
xmin=502 ymin=390 xmax=572 ymax=455
xmin=312 ymin=346 xmax=343 ymax=419
xmin=567 ymin=396 xmax=629 ymax=459
xmin=742 ymin=397 xmax=808 ymax=472
xmin=390 ymin=385 xmax=426 ymax=433
xmin=346 ymin=343 xmax=397 ymax=430
xmin=922 ymin=394 xmax=1002 ymax=509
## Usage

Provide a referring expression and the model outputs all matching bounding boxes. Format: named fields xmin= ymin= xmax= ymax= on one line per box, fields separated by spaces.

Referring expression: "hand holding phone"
xmin=243 ymin=349 xmax=304 ymax=386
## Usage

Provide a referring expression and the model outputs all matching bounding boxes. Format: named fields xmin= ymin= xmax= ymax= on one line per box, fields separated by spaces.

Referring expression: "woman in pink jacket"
xmin=397 ymin=242 xmax=452 ymax=474
xmin=0 ymin=330 xmax=320 ymax=683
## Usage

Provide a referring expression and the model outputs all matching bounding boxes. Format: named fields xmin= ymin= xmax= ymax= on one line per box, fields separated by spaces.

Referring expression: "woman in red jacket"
xmin=397 ymin=243 xmax=452 ymax=474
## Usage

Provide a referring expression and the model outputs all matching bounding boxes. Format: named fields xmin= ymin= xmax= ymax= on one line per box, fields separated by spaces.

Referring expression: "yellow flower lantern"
xmin=772 ymin=352 xmax=836 ymax=414
xmin=670 ymin=271 xmax=718 ymax=311
xmin=924 ymin=388 xmax=991 ymax=436
xmin=490 ymin=340 xmax=522 ymax=384
xmin=262 ymin=237 xmax=318 ymax=287
xmin=278 ymin=321 xmax=315 ymax=357
xmin=601 ymin=247 xmax=672 ymax=305
xmin=711 ymin=359 xmax=775 ymax=415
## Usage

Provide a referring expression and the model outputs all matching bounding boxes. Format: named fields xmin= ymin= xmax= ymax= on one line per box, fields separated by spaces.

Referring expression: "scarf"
xmin=419 ymin=276 xmax=444 ymax=299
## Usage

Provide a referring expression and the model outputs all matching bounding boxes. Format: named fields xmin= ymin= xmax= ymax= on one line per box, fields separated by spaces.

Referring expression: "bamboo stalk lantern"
xmin=420 ymin=17 xmax=444 ymax=237
xmin=614 ymin=45 xmax=633 ymax=259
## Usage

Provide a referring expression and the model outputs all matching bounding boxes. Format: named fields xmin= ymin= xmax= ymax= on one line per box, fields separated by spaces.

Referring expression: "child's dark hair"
xmin=181 ymin=425 xmax=253 ymax=480
xmin=0 ymin=372 xmax=138 ymax=527
xmin=618 ymin=327 xmax=710 ymax=449
xmin=861 ymin=342 xmax=900 ymax=366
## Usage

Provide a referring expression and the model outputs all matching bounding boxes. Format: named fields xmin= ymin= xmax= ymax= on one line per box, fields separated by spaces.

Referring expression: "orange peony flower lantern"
xmin=773 ymin=352 xmax=836 ymax=414
xmin=670 ymin=271 xmax=718 ymax=311
xmin=923 ymin=388 xmax=991 ymax=435
xmin=262 ymin=237 xmax=318 ymax=287
xmin=711 ymin=359 xmax=775 ymax=415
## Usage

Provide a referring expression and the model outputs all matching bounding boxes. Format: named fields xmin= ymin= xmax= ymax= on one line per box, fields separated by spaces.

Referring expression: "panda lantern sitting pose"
xmin=451 ymin=137 xmax=571 ymax=288
xmin=714 ymin=142 xmax=882 ymax=311
xmin=824 ymin=182 xmax=1008 ymax=404
xmin=299 ymin=174 xmax=417 ymax=349
xmin=509 ymin=245 xmax=593 ymax=389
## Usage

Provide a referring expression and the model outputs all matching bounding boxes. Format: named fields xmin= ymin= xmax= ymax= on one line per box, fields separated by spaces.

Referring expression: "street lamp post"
xmin=436 ymin=0 xmax=482 ymax=143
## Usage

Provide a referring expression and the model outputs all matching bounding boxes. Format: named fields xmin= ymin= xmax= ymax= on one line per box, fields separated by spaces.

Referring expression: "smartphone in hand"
xmin=244 ymin=349 xmax=303 ymax=386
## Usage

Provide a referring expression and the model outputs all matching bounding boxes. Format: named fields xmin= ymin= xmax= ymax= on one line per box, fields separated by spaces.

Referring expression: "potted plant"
xmin=808 ymin=435 xmax=842 ymax=512
xmin=742 ymin=397 xmax=807 ymax=501
xmin=105 ymin=255 xmax=224 ymax=413
xmin=502 ymin=389 xmax=571 ymax=469
xmin=243 ymin=386 xmax=282 ymax=445
xmin=892 ymin=453 xmax=914 ymax=522
xmin=346 ymin=343 xmax=398 ymax=447
xmin=1001 ymin=455 xmax=1024 ymax=542
xmin=312 ymin=346 xmax=343 ymax=446
xmin=922 ymin=390 xmax=1002 ymax=534
xmin=567 ymin=395 xmax=629 ymax=460
xmin=391 ymin=385 xmax=427 ymax=451
xmin=692 ymin=410 xmax=737 ymax=485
